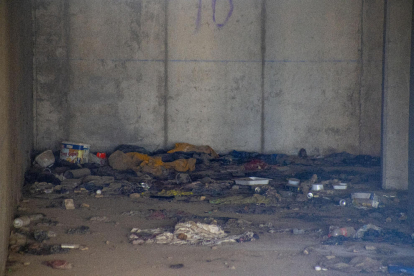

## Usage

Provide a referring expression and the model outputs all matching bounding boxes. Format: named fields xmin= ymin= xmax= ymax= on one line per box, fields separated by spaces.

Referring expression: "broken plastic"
xmin=352 ymin=193 xmax=379 ymax=208
xmin=35 ymin=150 xmax=55 ymax=168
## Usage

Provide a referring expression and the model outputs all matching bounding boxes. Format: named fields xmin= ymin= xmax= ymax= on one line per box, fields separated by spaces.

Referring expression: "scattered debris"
xmin=352 ymin=192 xmax=379 ymax=208
xmin=355 ymin=224 xmax=382 ymax=239
xmin=16 ymin=143 xmax=408 ymax=275
xmin=64 ymin=168 xmax=91 ymax=179
xmin=64 ymin=199 xmax=75 ymax=210
xmin=33 ymin=230 xmax=55 ymax=242
xmin=22 ymin=244 xmax=69 ymax=255
xmin=61 ymin=244 xmax=80 ymax=249
xmin=129 ymin=221 xmax=258 ymax=246
xmin=43 ymin=260 xmax=73 ymax=270
xmin=388 ymin=265 xmax=414 ymax=274
xmin=169 ymin=264 xmax=184 ymax=269
xmin=129 ymin=193 xmax=141 ymax=199
xmin=13 ymin=214 xmax=44 ymax=228
xmin=67 ymin=226 xmax=90 ymax=235
xmin=89 ymin=216 xmax=108 ymax=222
xmin=35 ymin=150 xmax=55 ymax=168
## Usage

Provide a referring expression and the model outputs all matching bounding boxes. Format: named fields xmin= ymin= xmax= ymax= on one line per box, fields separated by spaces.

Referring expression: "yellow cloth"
xmin=126 ymin=152 xmax=196 ymax=174
xmin=167 ymin=143 xmax=219 ymax=158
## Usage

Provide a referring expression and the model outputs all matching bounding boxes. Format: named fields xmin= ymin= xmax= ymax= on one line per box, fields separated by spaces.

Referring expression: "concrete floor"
xmin=6 ymin=170 xmax=414 ymax=276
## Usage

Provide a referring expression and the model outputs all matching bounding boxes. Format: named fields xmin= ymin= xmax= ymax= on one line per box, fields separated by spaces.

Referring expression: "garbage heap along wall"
xmin=32 ymin=0 xmax=408 ymax=156
xmin=0 ymin=1 xmax=33 ymax=273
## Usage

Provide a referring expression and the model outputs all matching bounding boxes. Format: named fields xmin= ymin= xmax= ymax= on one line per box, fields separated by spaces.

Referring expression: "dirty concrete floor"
xmin=6 ymin=186 xmax=414 ymax=276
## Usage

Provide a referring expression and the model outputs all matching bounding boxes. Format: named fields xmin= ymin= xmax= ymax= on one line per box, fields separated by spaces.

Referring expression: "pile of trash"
xmin=129 ymin=221 xmax=258 ymax=246
xmin=14 ymin=141 xmax=414 ymax=274
xmin=25 ymin=142 xmax=226 ymax=197
xmin=324 ymin=224 xmax=414 ymax=245
xmin=9 ymin=212 xmax=88 ymax=256
xmin=26 ymin=140 xmax=383 ymax=204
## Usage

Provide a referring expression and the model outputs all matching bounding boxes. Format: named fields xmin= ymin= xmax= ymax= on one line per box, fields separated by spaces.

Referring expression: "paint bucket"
xmin=60 ymin=142 xmax=90 ymax=164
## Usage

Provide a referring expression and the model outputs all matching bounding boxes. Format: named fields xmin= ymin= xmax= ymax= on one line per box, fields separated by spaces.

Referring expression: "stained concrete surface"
xmin=5 ymin=197 xmax=401 ymax=276
xmin=359 ymin=0 xmax=384 ymax=156
xmin=34 ymin=0 xmax=166 ymax=151
xmin=381 ymin=0 xmax=412 ymax=190
xmin=0 ymin=0 xmax=33 ymax=273
xmin=33 ymin=0 xmax=389 ymax=156
xmin=6 ymin=169 xmax=414 ymax=276
xmin=4 ymin=1 xmax=413 ymax=274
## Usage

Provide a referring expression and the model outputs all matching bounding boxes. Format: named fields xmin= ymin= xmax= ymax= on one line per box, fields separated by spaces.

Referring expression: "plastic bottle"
xmin=13 ymin=216 xmax=31 ymax=228
xmin=13 ymin=214 xmax=44 ymax=228
xmin=328 ymin=227 xmax=356 ymax=238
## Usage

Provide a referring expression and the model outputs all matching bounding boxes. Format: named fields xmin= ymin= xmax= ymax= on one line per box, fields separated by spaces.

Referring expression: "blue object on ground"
xmin=389 ymin=265 xmax=414 ymax=274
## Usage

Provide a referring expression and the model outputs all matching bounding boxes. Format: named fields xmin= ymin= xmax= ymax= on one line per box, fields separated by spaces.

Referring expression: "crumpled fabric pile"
xmin=129 ymin=221 xmax=257 ymax=246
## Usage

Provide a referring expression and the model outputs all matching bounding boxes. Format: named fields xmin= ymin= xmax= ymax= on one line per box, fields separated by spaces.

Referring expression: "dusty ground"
xmin=6 ymin=187 xmax=414 ymax=276
xmin=5 ymin=160 xmax=414 ymax=276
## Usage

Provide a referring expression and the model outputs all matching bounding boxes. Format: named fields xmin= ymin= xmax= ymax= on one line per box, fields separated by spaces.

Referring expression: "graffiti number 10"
xmin=195 ymin=0 xmax=234 ymax=32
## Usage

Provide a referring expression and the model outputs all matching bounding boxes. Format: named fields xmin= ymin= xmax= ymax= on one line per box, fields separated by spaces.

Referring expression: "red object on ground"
xmin=96 ymin=152 xmax=106 ymax=159
xmin=43 ymin=260 xmax=73 ymax=270
xmin=244 ymin=159 xmax=268 ymax=171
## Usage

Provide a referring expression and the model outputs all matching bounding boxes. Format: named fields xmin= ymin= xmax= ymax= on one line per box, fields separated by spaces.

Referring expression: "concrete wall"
xmin=0 ymin=0 xmax=33 ymax=273
xmin=33 ymin=0 xmax=387 ymax=155
xmin=382 ymin=0 xmax=412 ymax=190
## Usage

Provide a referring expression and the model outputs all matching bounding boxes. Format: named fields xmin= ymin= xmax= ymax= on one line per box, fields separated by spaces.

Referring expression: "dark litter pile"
xmin=66 ymin=226 xmax=90 ymax=235
xmin=21 ymin=244 xmax=69 ymax=256
xmin=26 ymin=144 xmax=382 ymax=198
xmin=324 ymin=223 xmax=414 ymax=246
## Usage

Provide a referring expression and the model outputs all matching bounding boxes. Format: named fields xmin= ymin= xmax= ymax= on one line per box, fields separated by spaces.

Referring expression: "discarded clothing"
xmin=354 ymin=224 xmax=382 ymax=239
xmin=244 ymin=159 xmax=268 ymax=171
xmin=167 ymin=143 xmax=219 ymax=158
xmin=108 ymin=150 xmax=196 ymax=176
xmin=129 ymin=221 xmax=257 ymax=246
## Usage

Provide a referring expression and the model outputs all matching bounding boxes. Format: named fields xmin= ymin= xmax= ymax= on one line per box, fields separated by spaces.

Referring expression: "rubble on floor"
xmin=129 ymin=221 xmax=258 ymax=246
xmin=7 ymin=142 xmax=413 ymax=274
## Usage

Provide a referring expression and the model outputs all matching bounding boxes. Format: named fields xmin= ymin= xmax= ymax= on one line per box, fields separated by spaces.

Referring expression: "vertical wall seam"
xmin=381 ymin=0 xmax=388 ymax=186
xmin=32 ymin=0 xmax=37 ymax=150
xmin=408 ymin=0 xmax=414 ymax=224
xmin=358 ymin=0 xmax=364 ymax=155
xmin=260 ymin=0 xmax=266 ymax=153
xmin=64 ymin=1 xmax=71 ymax=144
xmin=163 ymin=0 xmax=169 ymax=148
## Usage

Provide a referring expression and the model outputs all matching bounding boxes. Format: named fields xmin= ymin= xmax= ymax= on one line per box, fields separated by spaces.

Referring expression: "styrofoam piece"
xmin=288 ymin=178 xmax=300 ymax=185
xmin=234 ymin=177 xmax=271 ymax=185
xmin=35 ymin=150 xmax=55 ymax=167
xmin=333 ymin=183 xmax=348 ymax=190
xmin=311 ymin=184 xmax=324 ymax=191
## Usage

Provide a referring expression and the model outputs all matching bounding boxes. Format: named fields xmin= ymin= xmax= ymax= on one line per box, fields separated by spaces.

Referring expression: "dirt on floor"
xmin=5 ymin=150 xmax=414 ymax=275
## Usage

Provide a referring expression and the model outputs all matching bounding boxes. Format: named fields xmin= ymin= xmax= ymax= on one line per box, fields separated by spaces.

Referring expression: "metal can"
xmin=307 ymin=192 xmax=314 ymax=199
xmin=339 ymin=199 xmax=347 ymax=206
